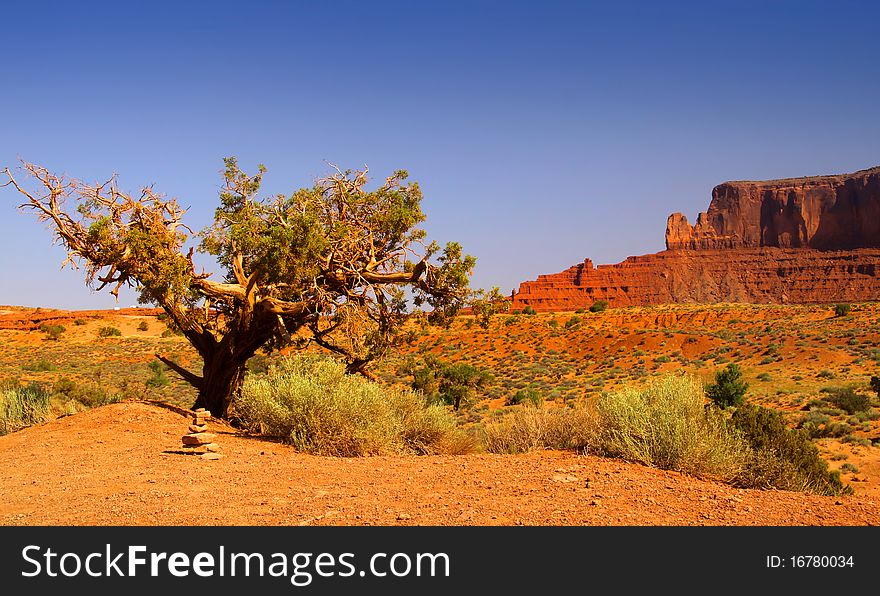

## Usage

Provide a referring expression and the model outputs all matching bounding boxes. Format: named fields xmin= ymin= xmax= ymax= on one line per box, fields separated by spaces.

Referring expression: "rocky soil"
xmin=1 ymin=402 xmax=877 ymax=526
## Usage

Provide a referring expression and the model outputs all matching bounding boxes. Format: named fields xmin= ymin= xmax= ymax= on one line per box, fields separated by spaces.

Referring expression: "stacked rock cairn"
xmin=182 ymin=408 xmax=222 ymax=460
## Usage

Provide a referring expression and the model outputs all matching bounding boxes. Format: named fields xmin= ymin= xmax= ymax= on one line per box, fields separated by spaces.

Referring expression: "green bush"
xmin=39 ymin=323 xmax=66 ymax=340
xmin=1 ymin=382 xmax=51 ymax=435
xmin=506 ymin=388 xmax=542 ymax=407
xmin=98 ymin=326 xmax=122 ymax=337
xmin=870 ymin=375 xmax=880 ymax=398
xmin=146 ymin=361 xmax=171 ymax=388
xmin=236 ymin=355 xmax=475 ymax=456
xmin=827 ymin=387 xmax=872 ymax=415
xmin=137 ymin=321 xmax=149 ymax=331
xmin=73 ymin=318 xmax=87 ymax=326
xmin=575 ymin=308 xmax=586 ymax=314
xmin=522 ymin=306 xmax=537 ymax=315
xmin=833 ymin=303 xmax=851 ymax=317
xmin=589 ymin=300 xmax=608 ymax=313
xmin=705 ymin=363 xmax=748 ymax=409
xmin=593 ymin=375 xmax=748 ymax=481
xmin=731 ymin=404 xmax=850 ymax=495
xmin=565 ymin=316 xmax=581 ymax=329
xmin=22 ymin=359 xmax=56 ymax=372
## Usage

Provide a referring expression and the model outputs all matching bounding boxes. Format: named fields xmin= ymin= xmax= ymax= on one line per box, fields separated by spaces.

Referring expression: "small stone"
xmin=188 ymin=424 xmax=208 ymax=433
xmin=194 ymin=408 xmax=208 ymax=413
xmin=182 ymin=432 xmax=216 ymax=445
xmin=205 ymin=443 xmax=221 ymax=452
xmin=193 ymin=417 xmax=208 ymax=425
xmin=200 ymin=453 xmax=223 ymax=460
xmin=397 ymin=513 xmax=411 ymax=521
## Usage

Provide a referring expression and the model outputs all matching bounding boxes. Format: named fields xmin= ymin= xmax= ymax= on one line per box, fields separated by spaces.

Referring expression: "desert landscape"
xmin=1 ymin=295 xmax=878 ymax=525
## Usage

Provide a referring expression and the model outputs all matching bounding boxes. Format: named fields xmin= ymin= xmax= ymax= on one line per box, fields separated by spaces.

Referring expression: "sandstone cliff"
xmin=665 ymin=167 xmax=880 ymax=250
xmin=513 ymin=166 xmax=880 ymax=311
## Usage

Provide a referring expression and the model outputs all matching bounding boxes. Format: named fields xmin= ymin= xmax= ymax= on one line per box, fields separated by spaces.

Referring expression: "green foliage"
xmin=506 ymin=388 xmax=542 ymax=407
xmin=833 ymin=303 xmax=851 ymax=317
xmin=401 ymin=356 xmax=492 ymax=411
xmin=705 ymin=363 xmax=748 ymax=409
xmin=575 ymin=308 xmax=586 ymax=314
xmin=22 ymin=359 xmax=56 ymax=372
xmin=871 ymin=375 xmax=880 ymax=398
xmin=39 ymin=323 xmax=66 ymax=340
xmin=470 ymin=287 xmax=509 ymax=329
xmin=137 ymin=321 xmax=149 ymax=331
xmin=826 ymin=387 xmax=872 ymax=415
xmin=236 ymin=356 xmax=474 ymax=456
xmin=522 ymin=306 xmax=537 ymax=315
xmin=593 ymin=375 xmax=748 ymax=481
xmin=146 ymin=361 xmax=171 ymax=388
xmin=731 ymin=405 xmax=850 ymax=496
xmin=98 ymin=326 xmax=122 ymax=337
xmin=0 ymin=382 xmax=51 ymax=435
xmin=564 ymin=316 xmax=581 ymax=329
xmin=73 ymin=319 xmax=87 ymax=326
xmin=589 ymin=300 xmax=608 ymax=313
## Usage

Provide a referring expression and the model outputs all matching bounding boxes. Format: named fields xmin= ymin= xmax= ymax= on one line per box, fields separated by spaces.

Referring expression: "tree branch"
xmin=154 ymin=353 xmax=203 ymax=388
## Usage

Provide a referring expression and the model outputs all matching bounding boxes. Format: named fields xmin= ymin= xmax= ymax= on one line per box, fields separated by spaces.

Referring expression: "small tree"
xmin=5 ymin=159 xmax=478 ymax=418
xmin=870 ymin=375 xmax=880 ymax=399
xmin=833 ymin=303 xmax=851 ymax=317
xmin=589 ymin=300 xmax=608 ymax=313
xmin=401 ymin=356 xmax=492 ymax=411
xmin=706 ymin=363 xmax=748 ymax=409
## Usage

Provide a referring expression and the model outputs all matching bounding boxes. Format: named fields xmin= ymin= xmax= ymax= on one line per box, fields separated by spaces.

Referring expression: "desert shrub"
xmin=833 ymin=303 xmax=851 ymax=317
xmin=236 ymin=355 xmax=474 ymax=456
xmin=73 ymin=318 xmax=87 ymax=326
xmin=68 ymin=383 xmax=120 ymax=408
xmin=22 ymin=359 xmax=56 ymax=372
xmin=840 ymin=463 xmax=859 ymax=474
xmin=548 ymin=318 xmax=559 ymax=328
xmin=871 ymin=375 xmax=880 ymax=398
xmin=654 ymin=355 xmax=671 ymax=364
xmin=826 ymin=387 xmax=872 ymax=415
xmin=39 ymin=323 xmax=66 ymax=340
xmin=797 ymin=411 xmax=830 ymax=439
xmin=1 ymin=382 xmax=51 ymax=435
xmin=589 ymin=300 xmax=608 ymax=313
xmin=522 ymin=306 xmax=537 ymax=315
xmin=137 ymin=321 xmax=149 ymax=331
xmin=575 ymin=308 xmax=586 ymax=314
xmin=730 ymin=404 xmax=849 ymax=495
xmin=98 ymin=326 xmax=122 ymax=337
xmin=146 ymin=361 xmax=171 ymax=388
xmin=756 ymin=372 xmax=772 ymax=382
xmin=53 ymin=377 xmax=78 ymax=396
xmin=506 ymin=388 xmax=542 ymax=407
xmin=705 ymin=363 xmax=748 ymax=409
xmin=482 ymin=403 xmax=597 ymax=454
xmin=593 ymin=375 xmax=748 ymax=481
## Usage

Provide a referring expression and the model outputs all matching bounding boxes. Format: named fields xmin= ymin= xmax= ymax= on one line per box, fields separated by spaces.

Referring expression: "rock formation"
xmin=181 ymin=408 xmax=222 ymax=459
xmin=513 ymin=166 xmax=880 ymax=311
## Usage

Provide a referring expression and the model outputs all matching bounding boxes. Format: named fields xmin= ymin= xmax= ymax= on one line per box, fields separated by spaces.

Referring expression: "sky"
xmin=1 ymin=0 xmax=878 ymax=309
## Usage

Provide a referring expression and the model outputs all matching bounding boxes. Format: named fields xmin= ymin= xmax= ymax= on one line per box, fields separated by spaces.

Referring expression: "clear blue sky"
xmin=1 ymin=0 xmax=878 ymax=309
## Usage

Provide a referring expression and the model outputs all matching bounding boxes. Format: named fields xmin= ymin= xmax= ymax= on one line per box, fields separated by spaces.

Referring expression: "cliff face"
xmin=665 ymin=167 xmax=880 ymax=250
xmin=513 ymin=166 xmax=880 ymax=311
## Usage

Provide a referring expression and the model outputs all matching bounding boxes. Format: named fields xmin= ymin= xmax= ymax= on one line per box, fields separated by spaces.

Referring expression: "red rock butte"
xmin=512 ymin=166 xmax=880 ymax=311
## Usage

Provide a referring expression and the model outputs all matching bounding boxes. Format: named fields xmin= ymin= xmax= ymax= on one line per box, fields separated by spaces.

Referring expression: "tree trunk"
xmin=193 ymin=351 xmax=248 ymax=419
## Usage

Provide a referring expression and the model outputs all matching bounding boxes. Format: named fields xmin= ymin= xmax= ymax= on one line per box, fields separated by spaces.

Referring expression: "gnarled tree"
xmin=3 ymin=159 xmax=491 ymax=418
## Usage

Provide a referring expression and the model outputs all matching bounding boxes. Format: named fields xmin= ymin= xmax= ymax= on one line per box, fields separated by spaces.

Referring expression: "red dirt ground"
xmin=1 ymin=402 xmax=877 ymax=526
